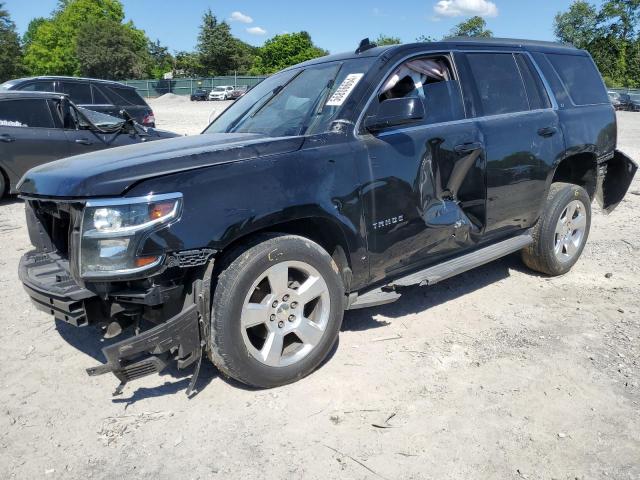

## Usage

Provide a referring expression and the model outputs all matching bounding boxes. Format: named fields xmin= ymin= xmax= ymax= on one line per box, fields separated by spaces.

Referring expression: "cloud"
xmin=230 ymin=11 xmax=253 ymax=24
xmin=433 ymin=0 xmax=498 ymax=18
xmin=246 ymin=26 xmax=267 ymax=35
xmin=372 ymin=7 xmax=388 ymax=17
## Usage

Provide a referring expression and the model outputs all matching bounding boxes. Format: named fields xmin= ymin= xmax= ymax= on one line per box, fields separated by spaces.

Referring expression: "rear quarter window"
xmin=59 ymin=81 xmax=93 ymax=104
xmin=0 ymin=99 xmax=54 ymax=128
xmin=545 ymin=53 xmax=609 ymax=106
xmin=103 ymin=86 xmax=147 ymax=106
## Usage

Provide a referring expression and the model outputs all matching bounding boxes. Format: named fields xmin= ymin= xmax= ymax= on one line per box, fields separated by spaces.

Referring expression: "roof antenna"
xmin=355 ymin=38 xmax=377 ymax=54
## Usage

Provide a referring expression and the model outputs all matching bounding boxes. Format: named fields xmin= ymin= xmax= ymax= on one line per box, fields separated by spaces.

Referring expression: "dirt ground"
xmin=0 ymin=102 xmax=638 ymax=480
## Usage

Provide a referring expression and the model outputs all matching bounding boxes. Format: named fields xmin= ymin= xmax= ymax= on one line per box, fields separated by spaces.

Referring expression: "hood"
xmin=17 ymin=133 xmax=304 ymax=197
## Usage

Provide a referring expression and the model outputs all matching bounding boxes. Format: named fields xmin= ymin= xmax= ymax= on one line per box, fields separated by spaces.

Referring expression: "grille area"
xmin=26 ymin=200 xmax=76 ymax=259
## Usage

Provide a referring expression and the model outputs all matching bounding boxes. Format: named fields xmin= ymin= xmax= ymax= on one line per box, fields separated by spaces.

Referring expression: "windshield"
xmin=77 ymin=107 xmax=124 ymax=128
xmin=213 ymin=87 xmax=226 ymax=92
xmin=205 ymin=58 xmax=374 ymax=137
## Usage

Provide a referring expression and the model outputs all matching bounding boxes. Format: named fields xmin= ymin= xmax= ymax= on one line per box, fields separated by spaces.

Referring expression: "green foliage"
xmin=250 ymin=32 xmax=327 ymax=75
xmin=555 ymin=0 xmax=640 ymax=87
xmin=76 ymin=17 xmax=151 ymax=80
xmin=197 ymin=9 xmax=241 ymax=75
xmin=416 ymin=34 xmax=438 ymax=42
xmin=148 ymin=39 xmax=174 ymax=79
xmin=375 ymin=34 xmax=401 ymax=46
xmin=174 ymin=51 xmax=202 ymax=78
xmin=0 ymin=2 xmax=22 ymax=82
xmin=449 ymin=16 xmax=493 ymax=38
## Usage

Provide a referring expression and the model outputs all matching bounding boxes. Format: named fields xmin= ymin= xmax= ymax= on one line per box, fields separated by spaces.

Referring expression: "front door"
xmin=0 ymin=98 xmax=70 ymax=191
xmin=359 ymin=54 xmax=488 ymax=284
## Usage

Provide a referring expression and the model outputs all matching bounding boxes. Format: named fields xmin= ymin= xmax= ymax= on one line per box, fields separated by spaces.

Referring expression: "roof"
xmin=1 ymin=76 xmax=134 ymax=88
xmin=296 ymin=37 xmax=582 ymax=68
xmin=0 ymin=91 xmax=66 ymax=100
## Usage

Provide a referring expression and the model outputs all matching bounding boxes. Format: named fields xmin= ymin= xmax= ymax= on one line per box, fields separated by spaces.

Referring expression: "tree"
xmin=76 ymin=17 xmax=150 ymax=80
xmin=173 ymin=51 xmax=201 ymax=77
xmin=0 ymin=2 xmax=22 ymax=82
xmin=448 ymin=16 xmax=493 ymax=38
xmin=23 ymin=0 xmax=151 ymax=79
xmin=250 ymin=32 xmax=327 ymax=75
xmin=554 ymin=1 xmax=600 ymax=48
xmin=148 ymin=39 xmax=174 ymax=79
xmin=416 ymin=34 xmax=438 ymax=42
xmin=375 ymin=34 xmax=401 ymax=46
xmin=22 ymin=17 xmax=46 ymax=48
xmin=196 ymin=9 xmax=239 ymax=75
xmin=555 ymin=0 xmax=640 ymax=87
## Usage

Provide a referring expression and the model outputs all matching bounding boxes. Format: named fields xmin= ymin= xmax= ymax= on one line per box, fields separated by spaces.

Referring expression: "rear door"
xmin=0 ymin=98 xmax=70 ymax=190
xmin=458 ymin=51 xmax=564 ymax=236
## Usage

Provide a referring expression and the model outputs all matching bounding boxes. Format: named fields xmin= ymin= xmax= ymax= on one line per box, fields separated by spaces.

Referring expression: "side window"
xmin=0 ymin=99 xmax=54 ymax=128
xmin=104 ymin=86 xmax=147 ymax=106
xmin=59 ymin=82 xmax=93 ymax=104
xmin=465 ymin=53 xmax=529 ymax=116
xmin=18 ymin=81 xmax=55 ymax=92
xmin=376 ymin=56 xmax=465 ymax=125
xmin=91 ymin=85 xmax=111 ymax=104
xmin=514 ymin=54 xmax=551 ymax=110
xmin=545 ymin=53 xmax=609 ymax=106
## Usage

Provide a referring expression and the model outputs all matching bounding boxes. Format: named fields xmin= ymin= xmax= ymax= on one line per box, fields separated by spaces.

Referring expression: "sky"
xmin=4 ymin=0 xmax=606 ymax=54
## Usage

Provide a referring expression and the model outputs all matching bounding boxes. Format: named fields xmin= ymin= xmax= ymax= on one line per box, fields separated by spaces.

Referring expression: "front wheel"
xmin=522 ymin=182 xmax=591 ymax=276
xmin=209 ymin=234 xmax=345 ymax=388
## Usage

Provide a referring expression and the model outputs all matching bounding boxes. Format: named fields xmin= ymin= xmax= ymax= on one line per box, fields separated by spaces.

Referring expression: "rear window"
xmin=59 ymin=81 xmax=93 ymax=104
xmin=466 ymin=53 xmax=529 ymax=116
xmin=91 ymin=85 xmax=111 ymax=104
xmin=0 ymin=99 xmax=54 ymax=128
xmin=18 ymin=81 xmax=55 ymax=93
xmin=546 ymin=53 xmax=609 ymax=106
xmin=103 ymin=86 xmax=147 ymax=106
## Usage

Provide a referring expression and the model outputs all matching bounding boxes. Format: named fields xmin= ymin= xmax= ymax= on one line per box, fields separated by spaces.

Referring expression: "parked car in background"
xmin=0 ymin=91 xmax=178 ymax=197
xmin=625 ymin=93 xmax=640 ymax=111
xmin=0 ymin=76 xmax=156 ymax=127
xmin=608 ymin=91 xmax=624 ymax=110
xmin=208 ymin=85 xmax=235 ymax=100
xmin=190 ymin=89 xmax=210 ymax=101
xmin=228 ymin=85 xmax=249 ymax=100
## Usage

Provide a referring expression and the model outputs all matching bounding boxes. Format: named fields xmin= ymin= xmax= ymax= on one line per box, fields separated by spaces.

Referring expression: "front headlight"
xmin=80 ymin=193 xmax=182 ymax=278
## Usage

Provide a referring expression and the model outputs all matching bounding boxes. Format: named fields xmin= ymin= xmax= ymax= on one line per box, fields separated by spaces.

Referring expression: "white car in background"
xmin=208 ymin=85 xmax=235 ymax=100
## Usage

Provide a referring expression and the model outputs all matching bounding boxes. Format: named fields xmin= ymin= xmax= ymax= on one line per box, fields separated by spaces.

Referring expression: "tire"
xmin=0 ymin=169 xmax=6 ymax=199
xmin=522 ymin=182 xmax=591 ymax=276
xmin=209 ymin=234 xmax=345 ymax=388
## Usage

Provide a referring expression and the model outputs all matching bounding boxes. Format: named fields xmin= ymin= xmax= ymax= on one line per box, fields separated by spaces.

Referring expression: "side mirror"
xmin=364 ymin=97 xmax=425 ymax=132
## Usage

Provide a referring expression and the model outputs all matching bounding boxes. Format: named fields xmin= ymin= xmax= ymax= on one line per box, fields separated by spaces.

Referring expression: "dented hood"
xmin=17 ymin=133 xmax=304 ymax=197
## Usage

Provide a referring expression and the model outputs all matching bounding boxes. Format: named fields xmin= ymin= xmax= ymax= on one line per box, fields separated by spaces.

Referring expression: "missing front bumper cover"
xmin=86 ymin=304 xmax=201 ymax=395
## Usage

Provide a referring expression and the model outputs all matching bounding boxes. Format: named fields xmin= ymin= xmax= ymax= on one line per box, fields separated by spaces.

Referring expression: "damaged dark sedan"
xmin=0 ymin=91 xmax=178 ymax=197
xmin=17 ymin=38 xmax=637 ymax=395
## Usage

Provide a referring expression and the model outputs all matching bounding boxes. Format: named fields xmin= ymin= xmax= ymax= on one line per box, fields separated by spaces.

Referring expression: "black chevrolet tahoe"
xmin=17 ymin=38 xmax=637 ymax=394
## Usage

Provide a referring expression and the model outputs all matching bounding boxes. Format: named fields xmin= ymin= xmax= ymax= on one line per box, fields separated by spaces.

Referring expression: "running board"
xmin=348 ymin=232 xmax=532 ymax=310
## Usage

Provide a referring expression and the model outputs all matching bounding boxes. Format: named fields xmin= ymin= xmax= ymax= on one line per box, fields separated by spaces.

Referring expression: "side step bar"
xmin=348 ymin=231 xmax=533 ymax=310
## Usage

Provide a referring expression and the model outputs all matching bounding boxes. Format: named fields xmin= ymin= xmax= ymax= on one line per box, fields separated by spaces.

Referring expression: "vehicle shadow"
xmin=54 ymin=252 xmax=527 ymax=401
xmin=343 ymin=252 xmax=523 ymax=330
xmin=0 ymin=196 xmax=22 ymax=207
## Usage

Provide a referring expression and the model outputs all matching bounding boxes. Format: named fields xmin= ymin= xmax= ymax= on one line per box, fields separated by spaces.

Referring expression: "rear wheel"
xmin=522 ymin=182 xmax=591 ymax=276
xmin=209 ymin=234 xmax=344 ymax=388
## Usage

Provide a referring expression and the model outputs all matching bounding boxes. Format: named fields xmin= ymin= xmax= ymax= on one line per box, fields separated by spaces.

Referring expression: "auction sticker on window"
xmin=326 ymin=73 xmax=364 ymax=106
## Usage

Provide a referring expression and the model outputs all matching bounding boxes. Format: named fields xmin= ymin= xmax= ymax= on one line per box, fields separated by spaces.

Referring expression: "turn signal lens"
xmin=149 ymin=201 xmax=175 ymax=220
xmin=135 ymin=256 xmax=160 ymax=267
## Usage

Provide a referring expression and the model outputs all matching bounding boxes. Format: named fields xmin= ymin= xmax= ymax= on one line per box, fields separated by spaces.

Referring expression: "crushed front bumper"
xmin=19 ymin=250 xmax=207 ymax=395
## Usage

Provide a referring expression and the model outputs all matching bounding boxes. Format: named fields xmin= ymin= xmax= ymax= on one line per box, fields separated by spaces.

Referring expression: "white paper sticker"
xmin=0 ymin=119 xmax=25 ymax=127
xmin=326 ymin=73 xmax=364 ymax=106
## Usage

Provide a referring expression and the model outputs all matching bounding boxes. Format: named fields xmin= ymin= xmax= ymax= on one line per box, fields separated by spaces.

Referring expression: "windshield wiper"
xmin=299 ymin=64 xmax=344 ymax=135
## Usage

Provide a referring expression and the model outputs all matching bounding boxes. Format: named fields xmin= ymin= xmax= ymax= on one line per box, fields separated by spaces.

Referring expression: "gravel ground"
xmin=0 ymin=105 xmax=639 ymax=480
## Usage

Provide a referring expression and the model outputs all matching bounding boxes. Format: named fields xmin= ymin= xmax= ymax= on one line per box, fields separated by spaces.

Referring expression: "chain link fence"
xmin=121 ymin=76 xmax=268 ymax=98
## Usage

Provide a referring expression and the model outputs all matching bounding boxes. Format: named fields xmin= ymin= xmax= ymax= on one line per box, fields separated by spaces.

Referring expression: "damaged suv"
xmin=18 ymin=38 xmax=637 ymax=394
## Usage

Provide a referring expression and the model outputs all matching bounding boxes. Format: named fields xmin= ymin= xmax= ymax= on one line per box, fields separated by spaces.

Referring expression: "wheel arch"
xmin=549 ymin=152 xmax=598 ymax=200
xmin=216 ymin=215 xmax=358 ymax=293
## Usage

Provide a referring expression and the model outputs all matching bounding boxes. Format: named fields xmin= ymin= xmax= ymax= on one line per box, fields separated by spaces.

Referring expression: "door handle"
xmin=538 ymin=126 xmax=558 ymax=138
xmin=75 ymin=138 xmax=92 ymax=145
xmin=454 ymin=141 xmax=483 ymax=153
xmin=0 ymin=134 xmax=15 ymax=143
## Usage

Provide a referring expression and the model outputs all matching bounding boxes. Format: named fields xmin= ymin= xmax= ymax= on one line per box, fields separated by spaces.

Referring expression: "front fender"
xmin=596 ymin=150 xmax=638 ymax=214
